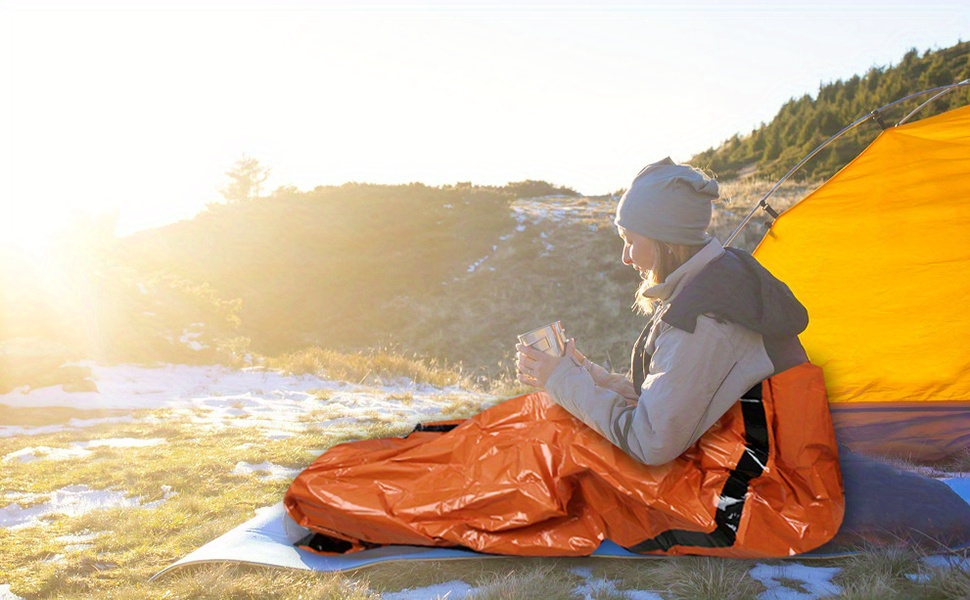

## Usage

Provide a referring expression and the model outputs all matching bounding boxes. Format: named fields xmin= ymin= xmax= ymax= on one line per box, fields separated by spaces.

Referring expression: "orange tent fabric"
xmin=285 ymin=362 xmax=843 ymax=558
xmin=753 ymin=105 xmax=970 ymax=460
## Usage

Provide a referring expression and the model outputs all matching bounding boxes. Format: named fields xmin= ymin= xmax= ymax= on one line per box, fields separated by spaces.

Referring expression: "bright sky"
xmin=1 ymin=0 xmax=968 ymax=247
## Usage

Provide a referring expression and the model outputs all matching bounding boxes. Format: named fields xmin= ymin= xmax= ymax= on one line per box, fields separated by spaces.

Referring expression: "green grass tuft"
xmin=836 ymin=545 xmax=921 ymax=586
xmin=651 ymin=557 xmax=764 ymax=600
xmin=466 ymin=563 xmax=580 ymax=600
xmin=832 ymin=572 xmax=900 ymax=599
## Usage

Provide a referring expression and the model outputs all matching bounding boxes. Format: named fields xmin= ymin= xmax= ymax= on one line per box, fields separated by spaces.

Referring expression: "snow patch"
xmin=233 ymin=461 xmax=301 ymax=481
xmin=569 ymin=566 xmax=594 ymax=578
xmin=181 ymin=385 xmax=485 ymax=440
xmin=179 ymin=327 xmax=208 ymax=352
xmin=574 ymin=577 xmax=663 ymax=600
xmin=381 ymin=580 xmax=475 ymax=600
xmin=3 ymin=445 xmax=90 ymax=463
xmin=3 ymin=438 xmax=165 ymax=463
xmin=0 ymin=584 xmax=26 ymax=600
xmin=510 ymin=196 xmax=614 ymax=225
xmin=750 ymin=562 xmax=841 ymax=600
xmin=54 ymin=531 xmax=101 ymax=552
xmin=54 ymin=531 xmax=101 ymax=544
xmin=0 ymin=363 xmax=338 ymax=411
xmin=467 ymin=255 xmax=490 ymax=272
xmin=1 ymin=363 xmax=490 ymax=440
xmin=86 ymin=437 xmax=164 ymax=449
xmin=907 ymin=554 xmax=970 ymax=582
xmin=0 ymin=485 xmax=142 ymax=529
xmin=0 ymin=484 xmax=176 ymax=529
xmin=0 ymin=419 xmax=138 ymax=439
xmin=619 ymin=591 xmax=665 ymax=600
xmin=920 ymin=554 xmax=970 ymax=570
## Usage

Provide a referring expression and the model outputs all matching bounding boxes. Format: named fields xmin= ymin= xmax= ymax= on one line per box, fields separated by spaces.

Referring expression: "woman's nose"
xmin=621 ymin=245 xmax=632 ymax=265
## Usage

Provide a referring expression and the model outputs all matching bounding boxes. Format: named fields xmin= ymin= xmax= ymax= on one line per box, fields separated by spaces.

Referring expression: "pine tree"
xmin=221 ymin=156 xmax=271 ymax=204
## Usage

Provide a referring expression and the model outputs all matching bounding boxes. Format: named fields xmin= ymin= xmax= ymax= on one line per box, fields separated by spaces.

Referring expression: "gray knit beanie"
xmin=614 ymin=157 xmax=717 ymax=245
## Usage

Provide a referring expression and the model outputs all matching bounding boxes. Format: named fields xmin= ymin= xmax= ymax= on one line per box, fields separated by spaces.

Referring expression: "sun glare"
xmin=1 ymin=201 xmax=115 ymax=359
xmin=2 ymin=203 xmax=104 ymax=255
xmin=2 ymin=214 xmax=56 ymax=256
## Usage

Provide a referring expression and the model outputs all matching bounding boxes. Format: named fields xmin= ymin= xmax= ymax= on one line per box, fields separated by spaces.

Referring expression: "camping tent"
xmin=751 ymin=100 xmax=970 ymax=461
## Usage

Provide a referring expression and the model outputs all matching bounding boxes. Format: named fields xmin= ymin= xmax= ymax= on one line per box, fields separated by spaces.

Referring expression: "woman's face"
xmin=618 ymin=227 xmax=656 ymax=278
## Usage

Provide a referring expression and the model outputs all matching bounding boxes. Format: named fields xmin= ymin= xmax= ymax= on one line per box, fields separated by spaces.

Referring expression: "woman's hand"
xmin=516 ymin=339 xmax=579 ymax=388
xmin=568 ymin=340 xmax=589 ymax=369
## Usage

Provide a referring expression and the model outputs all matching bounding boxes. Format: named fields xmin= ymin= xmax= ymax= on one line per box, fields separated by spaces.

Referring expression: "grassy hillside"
xmin=1 ymin=176 xmax=813 ymax=390
xmin=123 ymin=183 xmax=518 ymax=351
xmin=692 ymin=41 xmax=970 ymax=181
xmin=117 ymin=183 xmax=645 ymax=380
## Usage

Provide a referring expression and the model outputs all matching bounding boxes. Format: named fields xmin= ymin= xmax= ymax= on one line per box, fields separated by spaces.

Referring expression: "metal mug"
xmin=517 ymin=321 xmax=566 ymax=357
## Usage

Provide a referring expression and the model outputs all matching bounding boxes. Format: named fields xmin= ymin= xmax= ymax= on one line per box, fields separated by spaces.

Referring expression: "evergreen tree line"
xmin=691 ymin=41 xmax=970 ymax=181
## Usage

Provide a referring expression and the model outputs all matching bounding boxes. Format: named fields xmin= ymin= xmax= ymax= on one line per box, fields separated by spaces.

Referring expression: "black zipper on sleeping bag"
xmin=411 ymin=422 xmax=461 ymax=433
xmin=626 ymin=382 xmax=769 ymax=553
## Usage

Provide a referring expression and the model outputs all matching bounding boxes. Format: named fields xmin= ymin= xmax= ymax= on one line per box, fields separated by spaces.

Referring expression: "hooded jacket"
xmin=546 ymin=239 xmax=809 ymax=466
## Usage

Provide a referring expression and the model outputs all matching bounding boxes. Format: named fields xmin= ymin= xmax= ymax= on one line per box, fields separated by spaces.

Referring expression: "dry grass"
xmin=384 ymin=214 xmax=645 ymax=381
xmin=827 ymin=544 xmax=970 ymax=600
xmin=264 ymin=346 xmax=466 ymax=389
xmin=942 ymin=448 xmax=970 ymax=473
xmin=0 ymin=406 xmax=443 ymax=599
xmin=646 ymin=557 xmax=764 ymax=600
xmin=85 ymin=564 xmax=378 ymax=600
xmin=911 ymin=559 xmax=970 ymax=599
xmin=2 ymin=401 xmax=968 ymax=600
xmin=467 ymin=563 xmax=580 ymax=599
xmin=832 ymin=573 xmax=900 ymax=599
xmin=831 ymin=546 xmax=920 ymax=599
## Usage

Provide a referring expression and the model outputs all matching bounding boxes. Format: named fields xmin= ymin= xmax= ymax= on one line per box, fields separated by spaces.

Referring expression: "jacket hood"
xmin=661 ymin=248 xmax=808 ymax=337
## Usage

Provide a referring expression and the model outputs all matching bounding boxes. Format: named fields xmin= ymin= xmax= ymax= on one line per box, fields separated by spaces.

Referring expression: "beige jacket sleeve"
xmin=585 ymin=361 xmax=638 ymax=401
xmin=545 ymin=315 xmax=769 ymax=466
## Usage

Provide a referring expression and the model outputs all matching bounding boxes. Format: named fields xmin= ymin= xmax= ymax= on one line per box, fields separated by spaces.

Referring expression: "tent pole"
xmin=724 ymin=80 xmax=970 ymax=248
xmin=723 ymin=111 xmax=877 ymax=248
xmin=898 ymin=78 xmax=970 ymax=125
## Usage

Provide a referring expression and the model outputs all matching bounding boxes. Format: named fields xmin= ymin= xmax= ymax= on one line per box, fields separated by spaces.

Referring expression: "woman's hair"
xmin=633 ymin=239 xmax=707 ymax=314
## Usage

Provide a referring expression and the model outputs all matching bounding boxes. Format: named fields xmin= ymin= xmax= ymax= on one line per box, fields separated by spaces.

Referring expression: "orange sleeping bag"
xmin=284 ymin=362 xmax=844 ymax=557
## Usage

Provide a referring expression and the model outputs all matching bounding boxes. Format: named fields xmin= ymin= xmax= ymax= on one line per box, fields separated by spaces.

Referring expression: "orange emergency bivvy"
xmin=284 ymin=362 xmax=844 ymax=558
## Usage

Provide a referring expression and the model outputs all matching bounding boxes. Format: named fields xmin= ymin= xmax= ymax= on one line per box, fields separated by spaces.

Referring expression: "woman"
xmin=284 ymin=158 xmax=844 ymax=557
xmin=517 ymin=157 xmax=813 ymax=466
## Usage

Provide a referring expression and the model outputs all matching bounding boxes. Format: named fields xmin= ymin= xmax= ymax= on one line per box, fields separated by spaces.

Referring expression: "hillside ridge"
xmin=691 ymin=41 xmax=970 ymax=181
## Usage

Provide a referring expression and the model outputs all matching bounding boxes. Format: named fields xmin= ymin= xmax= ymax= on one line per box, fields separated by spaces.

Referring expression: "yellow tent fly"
xmin=752 ymin=95 xmax=970 ymax=461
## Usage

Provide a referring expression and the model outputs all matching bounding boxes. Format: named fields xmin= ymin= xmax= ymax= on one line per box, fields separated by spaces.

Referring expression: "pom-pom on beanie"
xmin=614 ymin=157 xmax=718 ymax=245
